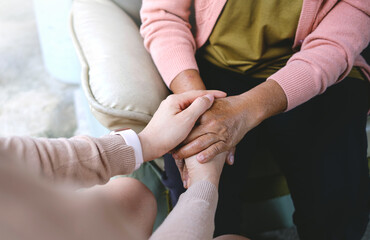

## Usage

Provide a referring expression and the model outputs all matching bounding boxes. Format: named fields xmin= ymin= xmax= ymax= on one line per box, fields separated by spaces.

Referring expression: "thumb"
xmin=179 ymin=94 xmax=214 ymax=122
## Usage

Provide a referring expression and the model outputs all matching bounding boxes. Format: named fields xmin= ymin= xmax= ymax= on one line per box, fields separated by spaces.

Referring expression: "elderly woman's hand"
xmin=172 ymin=95 xmax=257 ymax=164
xmin=173 ymin=79 xmax=288 ymax=164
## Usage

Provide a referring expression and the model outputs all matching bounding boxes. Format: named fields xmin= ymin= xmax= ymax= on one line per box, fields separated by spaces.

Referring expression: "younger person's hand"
xmin=138 ymin=90 xmax=226 ymax=162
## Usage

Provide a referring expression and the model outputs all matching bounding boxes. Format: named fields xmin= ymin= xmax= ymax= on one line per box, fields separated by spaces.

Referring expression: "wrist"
xmin=188 ymin=173 xmax=219 ymax=189
xmin=170 ymin=69 xmax=206 ymax=93
xmin=137 ymin=132 xmax=154 ymax=162
xmin=239 ymin=79 xmax=287 ymax=124
xmin=110 ymin=129 xmax=145 ymax=170
xmin=185 ymin=156 xmax=221 ymax=189
xmin=203 ymin=175 xmax=219 ymax=189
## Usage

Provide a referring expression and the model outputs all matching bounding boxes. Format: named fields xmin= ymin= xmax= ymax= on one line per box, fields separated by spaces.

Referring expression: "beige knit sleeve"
xmin=150 ymin=180 xmax=219 ymax=240
xmin=0 ymin=135 xmax=136 ymax=187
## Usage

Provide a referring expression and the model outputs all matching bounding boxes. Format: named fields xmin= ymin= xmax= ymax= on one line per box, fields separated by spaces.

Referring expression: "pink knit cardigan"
xmin=140 ymin=0 xmax=370 ymax=110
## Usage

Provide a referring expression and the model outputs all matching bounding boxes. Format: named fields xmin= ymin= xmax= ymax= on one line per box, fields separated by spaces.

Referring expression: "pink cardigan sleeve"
xmin=0 ymin=135 xmax=136 ymax=187
xmin=140 ymin=0 xmax=198 ymax=87
xmin=268 ymin=0 xmax=370 ymax=111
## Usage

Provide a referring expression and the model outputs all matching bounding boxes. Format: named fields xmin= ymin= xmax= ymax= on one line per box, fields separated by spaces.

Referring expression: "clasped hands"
xmin=172 ymin=93 xmax=253 ymax=189
xmin=139 ymin=90 xmax=257 ymax=189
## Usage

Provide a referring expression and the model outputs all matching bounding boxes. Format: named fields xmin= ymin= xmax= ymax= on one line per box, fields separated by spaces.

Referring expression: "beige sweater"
xmin=0 ymin=135 xmax=218 ymax=240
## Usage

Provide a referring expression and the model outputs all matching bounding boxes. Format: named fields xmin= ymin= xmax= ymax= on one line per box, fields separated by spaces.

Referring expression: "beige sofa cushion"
xmin=70 ymin=0 xmax=169 ymax=132
xmin=112 ymin=0 xmax=142 ymax=26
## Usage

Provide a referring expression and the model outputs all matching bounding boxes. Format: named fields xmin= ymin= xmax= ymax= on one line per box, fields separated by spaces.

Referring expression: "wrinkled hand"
xmin=173 ymin=95 xmax=258 ymax=164
xmin=138 ymin=90 xmax=226 ymax=162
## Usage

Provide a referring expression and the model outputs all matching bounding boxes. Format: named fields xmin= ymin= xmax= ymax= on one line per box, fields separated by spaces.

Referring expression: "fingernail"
xmin=173 ymin=154 xmax=179 ymax=160
xmin=229 ymin=155 xmax=234 ymax=165
xmin=205 ymin=94 xmax=214 ymax=101
xmin=197 ymin=154 xmax=205 ymax=162
xmin=183 ymin=180 xmax=187 ymax=188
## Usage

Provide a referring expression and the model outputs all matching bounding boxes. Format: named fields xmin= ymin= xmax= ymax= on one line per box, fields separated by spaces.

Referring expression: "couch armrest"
xmin=70 ymin=0 xmax=169 ymax=132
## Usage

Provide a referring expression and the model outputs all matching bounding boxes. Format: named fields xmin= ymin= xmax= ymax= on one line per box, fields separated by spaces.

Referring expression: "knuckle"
xmin=165 ymin=95 xmax=176 ymax=103
xmin=215 ymin=142 xmax=227 ymax=153
xmin=178 ymin=148 xmax=191 ymax=159
xmin=159 ymin=99 xmax=166 ymax=107
xmin=221 ymin=142 xmax=229 ymax=151
xmin=195 ymin=135 xmax=214 ymax=150
xmin=223 ymin=128 xmax=231 ymax=140
xmin=212 ymin=144 xmax=222 ymax=155
xmin=193 ymin=138 xmax=205 ymax=149
xmin=201 ymin=111 xmax=212 ymax=121
xmin=208 ymin=119 xmax=218 ymax=128
xmin=202 ymin=135 xmax=210 ymax=143
xmin=175 ymin=151 xmax=184 ymax=159
xmin=198 ymin=95 xmax=210 ymax=105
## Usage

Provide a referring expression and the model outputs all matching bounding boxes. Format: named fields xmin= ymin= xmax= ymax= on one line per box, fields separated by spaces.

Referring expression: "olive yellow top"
xmin=201 ymin=0 xmax=363 ymax=80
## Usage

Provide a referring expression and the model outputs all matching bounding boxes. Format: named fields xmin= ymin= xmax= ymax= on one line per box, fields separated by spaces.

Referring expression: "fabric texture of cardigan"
xmin=0 ymin=135 xmax=218 ymax=240
xmin=140 ymin=0 xmax=370 ymax=110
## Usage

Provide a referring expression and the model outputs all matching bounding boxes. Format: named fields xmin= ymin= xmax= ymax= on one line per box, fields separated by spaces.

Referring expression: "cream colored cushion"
xmin=112 ymin=0 xmax=142 ymax=26
xmin=70 ymin=0 xmax=169 ymax=133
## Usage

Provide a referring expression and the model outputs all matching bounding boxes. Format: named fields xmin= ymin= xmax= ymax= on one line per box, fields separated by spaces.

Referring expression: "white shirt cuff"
xmin=110 ymin=129 xmax=143 ymax=170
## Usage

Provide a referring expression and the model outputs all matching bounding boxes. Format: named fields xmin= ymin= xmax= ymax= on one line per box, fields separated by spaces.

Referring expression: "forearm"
xmin=239 ymin=79 xmax=287 ymax=127
xmin=150 ymin=181 xmax=218 ymax=240
xmin=171 ymin=71 xmax=286 ymax=122
xmin=0 ymin=135 xmax=136 ymax=187
xmin=170 ymin=70 xmax=206 ymax=93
